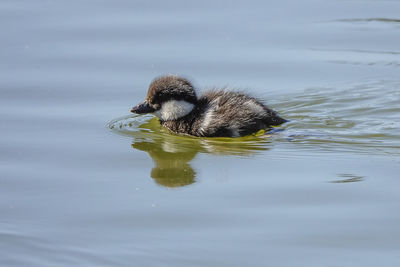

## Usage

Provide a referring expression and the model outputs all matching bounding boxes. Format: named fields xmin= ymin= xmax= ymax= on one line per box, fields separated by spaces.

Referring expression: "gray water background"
xmin=1 ymin=0 xmax=400 ymax=266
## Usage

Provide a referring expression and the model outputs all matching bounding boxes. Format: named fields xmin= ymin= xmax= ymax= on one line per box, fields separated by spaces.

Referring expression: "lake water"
xmin=1 ymin=0 xmax=400 ymax=266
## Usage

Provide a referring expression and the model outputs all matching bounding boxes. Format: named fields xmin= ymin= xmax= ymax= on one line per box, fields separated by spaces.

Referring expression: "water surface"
xmin=1 ymin=0 xmax=400 ymax=266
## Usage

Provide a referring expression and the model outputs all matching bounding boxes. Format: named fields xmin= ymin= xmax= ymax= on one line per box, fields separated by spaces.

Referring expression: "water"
xmin=1 ymin=0 xmax=400 ymax=266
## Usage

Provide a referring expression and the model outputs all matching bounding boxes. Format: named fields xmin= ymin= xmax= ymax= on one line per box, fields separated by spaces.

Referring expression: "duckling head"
xmin=131 ymin=75 xmax=197 ymax=121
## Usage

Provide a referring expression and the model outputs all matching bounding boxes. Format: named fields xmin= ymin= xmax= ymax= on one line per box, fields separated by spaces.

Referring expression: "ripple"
xmin=275 ymin=80 xmax=400 ymax=155
xmin=109 ymin=80 xmax=400 ymax=174
xmin=330 ymin=173 xmax=364 ymax=183
xmin=107 ymin=114 xmax=273 ymax=155
xmin=108 ymin=114 xmax=277 ymax=187
xmin=328 ymin=60 xmax=400 ymax=68
xmin=311 ymin=48 xmax=400 ymax=56
xmin=336 ymin=18 xmax=400 ymax=24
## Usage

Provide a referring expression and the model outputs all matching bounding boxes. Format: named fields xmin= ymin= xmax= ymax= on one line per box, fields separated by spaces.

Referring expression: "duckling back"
xmin=194 ymin=90 xmax=286 ymax=137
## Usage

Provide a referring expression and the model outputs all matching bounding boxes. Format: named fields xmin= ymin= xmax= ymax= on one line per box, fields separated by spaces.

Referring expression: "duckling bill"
xmin=131 ymin=75 xmax=286 ymax=137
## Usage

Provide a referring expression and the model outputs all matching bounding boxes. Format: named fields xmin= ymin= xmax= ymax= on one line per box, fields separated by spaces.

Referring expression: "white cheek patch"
xmin=153 ymin=100 xmax=194 ymax=121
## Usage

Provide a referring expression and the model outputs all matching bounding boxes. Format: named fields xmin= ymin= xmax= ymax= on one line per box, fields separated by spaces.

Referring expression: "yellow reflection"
xmin=109 ymin=115 xmax=272 ymax=188
xmin=132 ymin=140 xmax=197 ymax=187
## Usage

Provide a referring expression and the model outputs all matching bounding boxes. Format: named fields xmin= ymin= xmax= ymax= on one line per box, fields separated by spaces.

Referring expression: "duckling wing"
xmin=198 ymin=90 xmax=285 ymax=137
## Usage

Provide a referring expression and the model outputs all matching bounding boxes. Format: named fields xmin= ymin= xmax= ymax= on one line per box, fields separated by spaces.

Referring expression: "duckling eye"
xmin=145 ymin=99 xmax=158 ymax=109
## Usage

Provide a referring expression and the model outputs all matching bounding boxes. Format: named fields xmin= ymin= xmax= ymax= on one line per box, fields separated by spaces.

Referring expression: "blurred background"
xmin=1 ymin=0 xmax=399 ymax=266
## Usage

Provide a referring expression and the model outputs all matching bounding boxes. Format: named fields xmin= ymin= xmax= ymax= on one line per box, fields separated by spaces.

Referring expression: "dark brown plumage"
xmin=131 ymin=75 xmax=286 ymax=137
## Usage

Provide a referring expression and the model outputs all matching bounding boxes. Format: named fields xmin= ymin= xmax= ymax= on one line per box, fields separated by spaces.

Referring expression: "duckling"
xmin=131 ymin=75 xmax=286 ymax=137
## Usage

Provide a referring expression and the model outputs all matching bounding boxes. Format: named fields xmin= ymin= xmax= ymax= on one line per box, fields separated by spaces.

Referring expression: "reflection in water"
xmin=132 ymin=139 xmax=197 ymax=187
xmin=108 ymin=115 xmax=271 ymax=188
